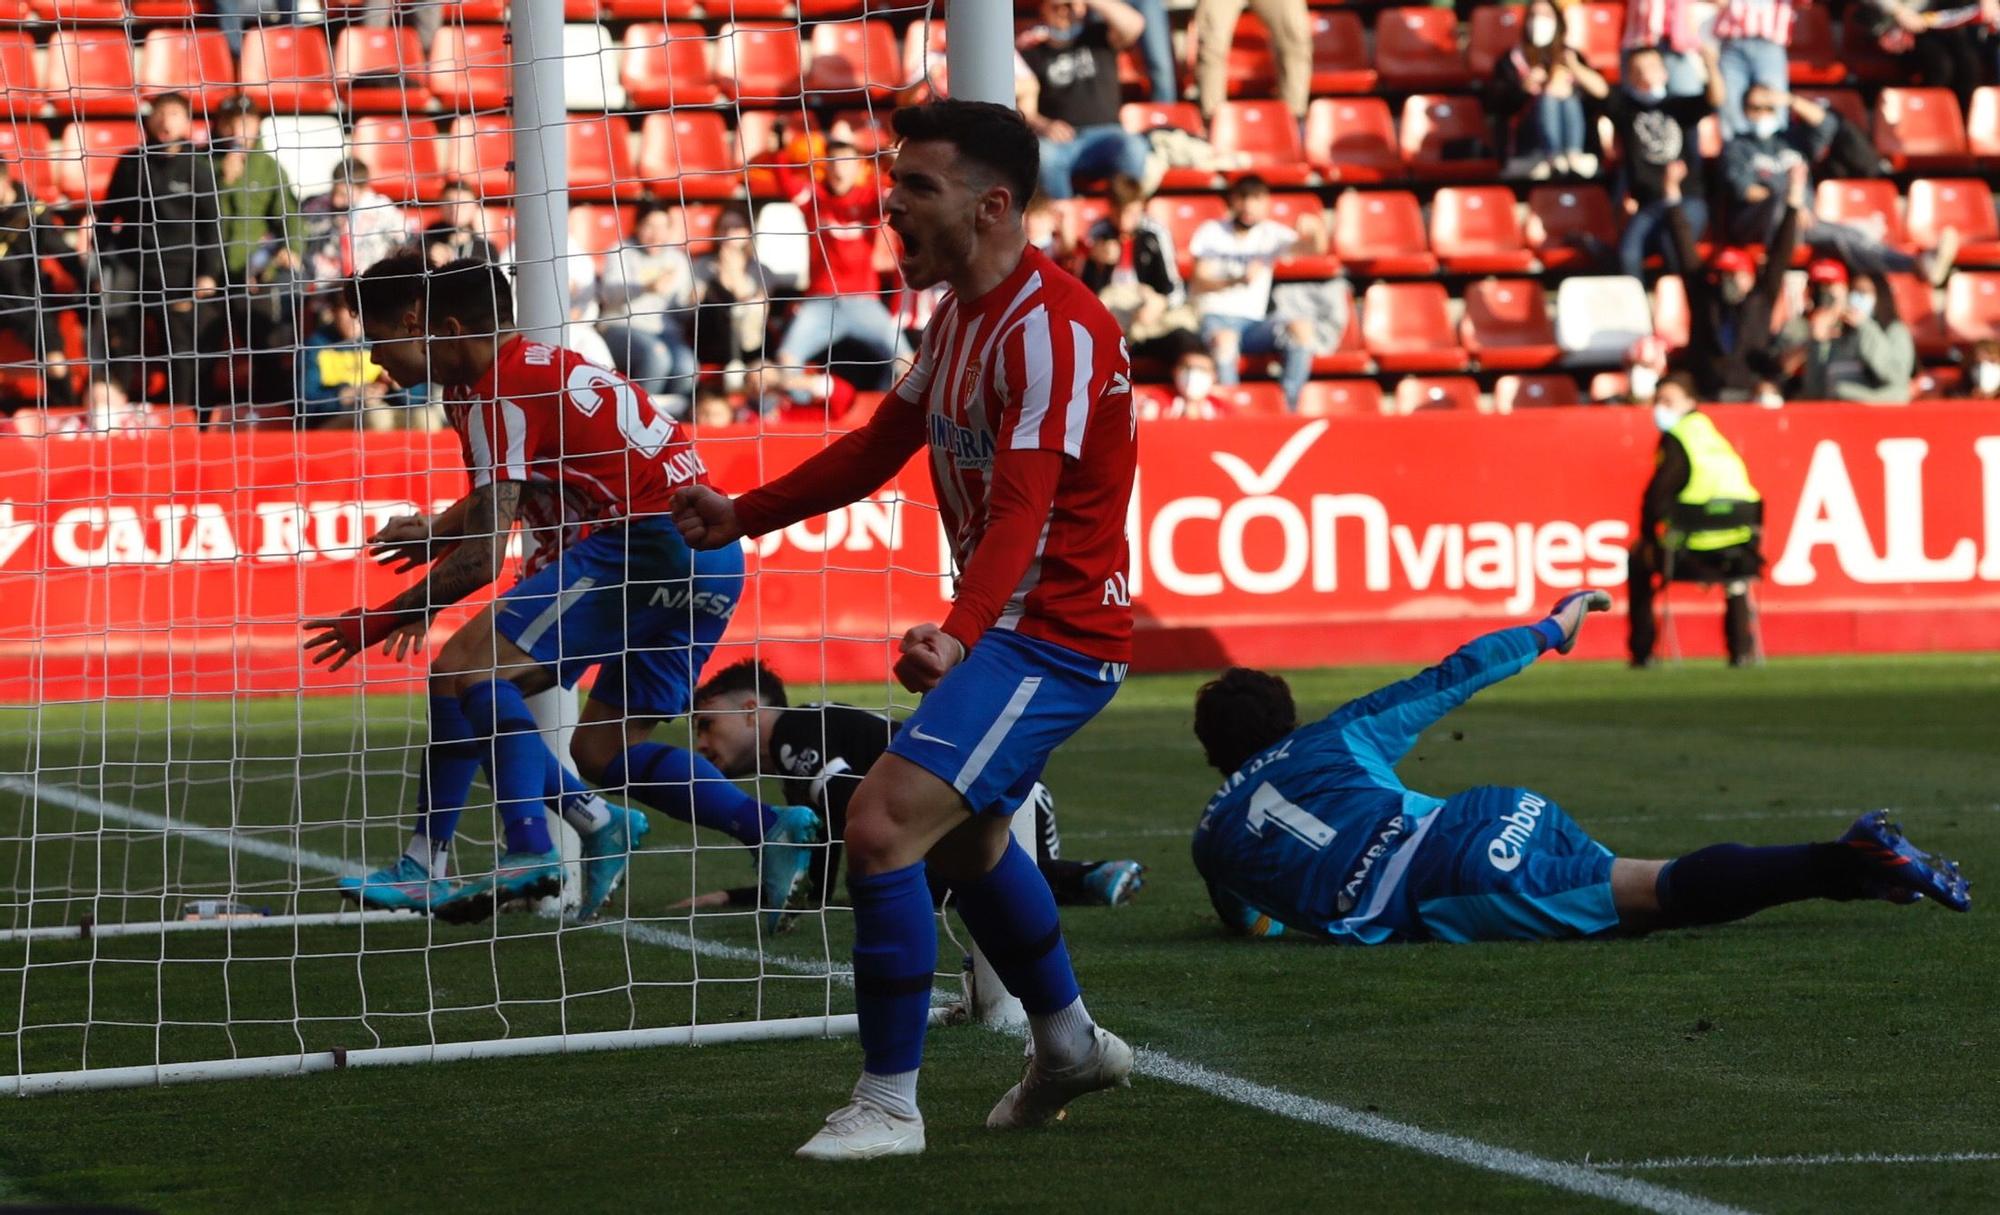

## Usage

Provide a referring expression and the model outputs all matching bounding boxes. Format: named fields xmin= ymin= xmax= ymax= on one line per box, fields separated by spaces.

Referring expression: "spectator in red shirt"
xmin=772 ymin=142 xmax=909 ymax=395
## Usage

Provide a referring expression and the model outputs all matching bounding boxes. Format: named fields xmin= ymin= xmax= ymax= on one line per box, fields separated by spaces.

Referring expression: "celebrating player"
xmin=671 ymin=99 xmax=1139 ymax=1159
xmin=1191 ymin=591 xmax=1972 ymax=944
xmin=678 ymin=659 xmax=1147 ymax=921
xmin=304 ymin=254 xmax=819 ymax=925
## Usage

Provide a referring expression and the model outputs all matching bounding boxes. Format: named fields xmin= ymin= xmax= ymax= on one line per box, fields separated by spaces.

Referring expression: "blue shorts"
xmin=887 ymin=630 xmax=1123 ymax=815
xmin=492 ymin=519 xmax=744 ymax=719
xmin=1399 ymin=786 xmax=1618 ymax=943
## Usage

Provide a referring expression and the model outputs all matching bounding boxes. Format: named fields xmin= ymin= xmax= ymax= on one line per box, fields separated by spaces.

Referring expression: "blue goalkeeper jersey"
xmin=1190 ymin=626 xmax=1550 ymax=944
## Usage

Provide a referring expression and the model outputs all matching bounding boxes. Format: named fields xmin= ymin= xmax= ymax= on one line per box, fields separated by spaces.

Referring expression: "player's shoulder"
xmin=1020 ymin=250 xmax=1128 ymax=348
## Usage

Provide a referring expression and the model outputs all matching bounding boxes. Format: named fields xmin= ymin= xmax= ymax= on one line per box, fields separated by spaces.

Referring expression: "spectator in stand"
xmin=1667 ymin=159 xmax=1800 ymax=404
xmin=1606 ymin=44 xmax=1724 ymax=277
xmin=100 ymin=92 xmax=226 ymax=416
xmin=1723 ymin=85 xmax=1957 ymax=283
xmin=773 ymin=142 xmax=904 ymax=394
xmin=1016 ymin=0 xmax=1154 ymax=201
xmin=1863 ymin=0 xmax=1999 ymax=110
xmin=692 ymin=381 xmax=741 ymax=428
xmin=1962 ymin=341 xmax=2000 ymax=399
xmin=1776 ymin=257 xmax=1916 ymax=403
xmin=1194 ymin=0 xmax=1310 ymax=125
xmin=1621 ymin=0 xmax=1711 ymax=96
xmin=1489 ymin=0 xmax=1611 ymax=181
xmin=339 ymin=0 xmax=443 ymax=55
xmin=1079 ymin=174 xmax=1197 ymax=362
xmin=1714 ymin=0 xmax=1806 ymax=136
xmin=82 ymin=376 xmax=141 ymax=430
xmin=691 ymin=206 xmax=772 ymax=372
xmin=0 ymin=159 xmax=72 ymax=407
xmin=214 ymin=0 xmax=298 ymax=58
xmin=1131 ymin=0 xmax=1179 ymax=104
xmin=301 ymin=158 xmax=410 ymax=291
xmin=1188 ymin=174 xmax=1327 ymax=411
xmin=299 ymin=299 xmax=402 ymax=428
xmin=1024 ymin=193 xmax=1080 ymax=268
xmin=597 ymin=202 xmax=697 ymax=410
xmin=423 ymin=184 xmax=498 ymax=268
xmin=210 ymin=95 xmax=302 ymax=314
xmin=1141 ymin=348 xmax=1230 ymax=419
xmin=1600 ymin=334 xmax=1672 ymax=405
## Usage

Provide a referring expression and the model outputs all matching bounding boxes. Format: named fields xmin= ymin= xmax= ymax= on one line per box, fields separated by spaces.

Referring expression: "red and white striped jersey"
xmin=1712 ymin=0 xmax=1803 ymax=45
xmin=1622 ymin=0 xmax=1701 ymax=51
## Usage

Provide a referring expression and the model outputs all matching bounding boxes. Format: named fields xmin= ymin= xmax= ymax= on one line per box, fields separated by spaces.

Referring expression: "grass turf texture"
xmin=0 ymin=652 xmax=1994 ymax=1213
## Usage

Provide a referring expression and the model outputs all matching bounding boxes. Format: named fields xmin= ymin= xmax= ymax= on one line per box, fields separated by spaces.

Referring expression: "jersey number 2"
xmin=1247 ymin=783 xmax=1337 ymax=850
xmin=567 ymin=363 xmax=674 ymax=458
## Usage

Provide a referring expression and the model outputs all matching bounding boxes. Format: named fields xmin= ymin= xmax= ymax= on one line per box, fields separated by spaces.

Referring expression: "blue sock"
xmin=848 ymin=862 xmax=937 ymax=1075
xmin=1658 ymin=842 xmax=1866 ymax=927
xmin=459 ymin=679 xmax=554 ymax=856
xmin=418 ymin=693 xmax=482 ymax=848
xmin=606 ymin=743 xmax=777 ymax=846
xmin=949 ymin=837 xmax=1079 ymax=1016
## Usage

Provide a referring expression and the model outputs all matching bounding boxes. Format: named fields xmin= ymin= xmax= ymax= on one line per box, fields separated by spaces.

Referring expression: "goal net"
xmin=0 ymin=0 xmax=981 ymax=1095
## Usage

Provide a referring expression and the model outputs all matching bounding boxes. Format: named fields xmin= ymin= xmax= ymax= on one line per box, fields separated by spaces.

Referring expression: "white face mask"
xmin=1629 ymin=364 xmax=1660 ymax=401
xmin=1976 ymin=362 xmax=2000 ymax=394
xmin=1528 ymin=15 xmax=1559 ymax=46
xmin=1751 ymin=114 xmax=1782 ymax=141
xmin=1630 ymin=84 xmax=1667 ymax=105
xmin=1176 ymin=369 xmax=1215 ymax=401
xmin=1652 ymin=402 xmax=1680 ymax=432
xmin=1847 ymin=290 xmax=1877 ymax=318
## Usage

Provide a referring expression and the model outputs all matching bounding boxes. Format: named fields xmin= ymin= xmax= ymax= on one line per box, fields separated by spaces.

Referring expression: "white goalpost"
xmin=0 ymin=0 xmax=1004 ymax=1096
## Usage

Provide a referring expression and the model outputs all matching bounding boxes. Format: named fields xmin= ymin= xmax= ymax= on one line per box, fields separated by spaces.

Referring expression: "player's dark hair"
xmin=890 ymin=99 xmax=1039 ymax=215
xmin=694 ymin=659 xmax=788 ymax=709
xmin=346 ymin=252 xmax=515 ymax=335
xmin=1193 ymin=668 xmax=1298 ymax=775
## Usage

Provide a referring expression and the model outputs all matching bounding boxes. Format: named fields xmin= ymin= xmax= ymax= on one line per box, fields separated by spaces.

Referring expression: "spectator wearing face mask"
xmin=1776 ymin=258 xmax=1916 ymax=404
xmin=1714 ymin=0 xmax=1808 ymax=137
xmin=1961 ymin=340 xmax=2000 ymax=400
xmin=1142 ymin=349 xmax=1230 ymax=419
xmin=1666 ymin=158 xmax=1801 ymax=404
xmin=1604 ymin=44 xmax=1724 ymax=277
xmin=1489 ymin=0 xmax=1611 ymax=181
xmin=1016 ymin=0 xmax=1154 ymax=201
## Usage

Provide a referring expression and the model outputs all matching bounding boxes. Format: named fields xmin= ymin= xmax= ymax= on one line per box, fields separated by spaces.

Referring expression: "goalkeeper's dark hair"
xmin=890 ymin=99 xmax=1039 ymax=216
xmin=345 ymin=252 xmax=515 ymax=335
xmin=1193 ymin=668 xmax=1298 ymax=775
xmin=694 ymin=659 xmax=788 ymax=709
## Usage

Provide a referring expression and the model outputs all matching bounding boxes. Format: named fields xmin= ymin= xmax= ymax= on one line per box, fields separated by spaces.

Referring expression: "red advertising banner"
xmin=1 ymin=402 xmax=1996 ymax=702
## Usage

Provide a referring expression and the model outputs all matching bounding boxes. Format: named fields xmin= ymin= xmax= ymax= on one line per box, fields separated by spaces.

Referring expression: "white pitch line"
xmin=1587 ymin=1151 xmax=2000 ymax=1171
xmin=0 ymin=776 xmax=364 ymax=877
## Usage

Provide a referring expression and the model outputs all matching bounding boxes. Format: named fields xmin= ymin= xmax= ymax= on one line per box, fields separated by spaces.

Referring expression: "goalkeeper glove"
xmin=1532 ymin=589 xmax=1612 ymax=655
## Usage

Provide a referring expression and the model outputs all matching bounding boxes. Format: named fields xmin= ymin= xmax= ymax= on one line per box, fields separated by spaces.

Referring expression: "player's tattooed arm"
xmin=370 ymin=492 xmax=476 ymax=573
xmin=390 ymin=479 xmax=521 ymax=612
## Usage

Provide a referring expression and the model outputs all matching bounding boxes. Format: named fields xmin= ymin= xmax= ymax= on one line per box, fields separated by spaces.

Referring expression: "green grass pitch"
xmin=0 ymin=651 xmax=1994 ymax=1213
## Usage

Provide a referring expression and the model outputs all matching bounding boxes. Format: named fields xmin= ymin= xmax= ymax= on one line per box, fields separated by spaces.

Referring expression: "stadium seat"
xmin=1652 ymin=274 xmax=1690 ymax=349
xmin=1874 ymin=88 xmax=1972 ymax=173
xmin=44 ymin=30 xmax=138 ymax=118
xmin=717 ymin=0 xmax=791 ymax=16
xmin=239 ymin=26 xmax=336 ymax=116
xmin=804 ymin=20 xmax=902 ymax=102
xmin=137 ymin=28 xmax=236 ymax=111
xmin=352 ymin=116 xmax=446 ymax=203
xmin=1555 ymin=274 xmax=1654 ymax=363
xmin=1147 ymin=193 xmax=1228 ymax=278
xmin=262 ymin=113 xmax=344 ymax=197
xmin=1886 ymin=272 xmax=1950 ymax=356
xmin=443 ymin=114 xmax=513 ymax=199
xmin=1969 ymin=86 xmax=2000 ymax=159
xmin=1210 ymin=100 xmax=1314 ymax=185
xmin=1201 ymin=12 xmax=1279 ymax=99
xmin=53 ymin=119 xmax=138 ymax=204
xmin=1374 ymin=8 xmax=1469 ymax=90
xmin=441 ymin=0 xmax=505 ymax=18
xmin=1468 ymin=5 xmax=1524 ymax=79
xmin=1588 ymin=370 xmax=1630 ymax=401
xmin=564 ymin=24 xmax=624 ymax=111
xmin=430 ymin=25 xmax=511 ymax=112
xmin=1393 ymin=375 xmax=1482 ymax=413
xmin=1430 ymin=185 xmax=1535 ymax=274
xmin=1786 ymin=5 xmax=1842 ymax=86
xmin=1363 ymin=281 xmax=1469 ymax=373
xmin=0 ymin=0 xmax=25 ymax=20
xmin=1310 ymin=11 xmax=1375 ymax=94
xmin=1303 ymin=96 xmax=1401 ymax=183
xmin=1567 ymin=3 xmax=1624 ymax=79
xmin=0 ymin=32 xmax=41 ymax=118
xmin=1526 ymin=184 xmax=1617 ymax=272
xmin=1814 ymin=178 xmax=1908 ymax=249
xmin=31 ymin=0 xmax=122 ymax=20
xmin=621 ymin=24 xmax=720 ymax=109
xmin=1265 ymin=192 xmax=1339 ymax=279
xmin=1944 ymin=271 xmax=2000 ymax=343
xmin=335 ymin=25 xmax=433 ymax=113
xmin=1906 ymin=178 xmax=2000 ymax=264
xmin=1334 ymin=190 xmax=1436 ymax=277
xmin=1460 ymin=278 xmax=1559 ymax=370
xmin=1838 ymin=6 xmax=1905 ymax=83
xmin=569 ymin=203 xmax=630 ymax=269
xmin=719 ymin=23 xmax=805 ymax=107
xmin=1295 ymin=379 xmax=1383 ymax=417
xmin=637 ymin=109 xmax=745 ymax=202
xmin=600 ymin=0 xmax=697 ymax=14
xmin=901 ymin=18 xmax=949 ymax=97
xmin=1311 ymin=307 xmax=1373 ymax=376
xmin=1212 ymin=383 xmax=1288 ymax=416
xmin=1401 ymin=94 xmax=1499 ymax=181
xmin=1494 ymin=373 xmax=1581 ymax=411
xmin=1122 ymin=101 xmax=1211 ymax=189
xmin=566 ymin=113 xmax=641 ymax=202
xmin=0 ymin=121 xmax=54 ymax=202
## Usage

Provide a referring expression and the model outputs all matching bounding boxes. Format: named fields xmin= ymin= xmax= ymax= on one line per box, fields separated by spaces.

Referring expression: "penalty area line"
xmin=1585 ymin=1151 xmax=2000 ymax=1171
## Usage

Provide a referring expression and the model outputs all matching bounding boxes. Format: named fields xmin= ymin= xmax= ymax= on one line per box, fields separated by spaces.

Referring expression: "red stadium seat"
xmin=1304 ymin=96 xmax=1401 ymax=183
xmin=1567 ymin=3 xmax=1624 ymax=80
xmin=1526 ymin=184 xmax=1617 ymax=272
xmin=351 ymin=115 xmax=445 ymax=203
xmin=804 ymin=20 xmax=902 ymax=102
xmin=1494 ymin=373 xmax=1581 ymax=410
xmin=1969 ymin=86 xmax=2000 ymax=158
xmin=1374 ymin=7 xmax=1469 ymax=90
xmin=1264 ymin=192 xmax=1339 ymax=279
xmin=1122 ymin=101 xmax=1211 ymax=189
xmin=718 ymin=0 xmax=791 ymax=15
xmin=30 ymin=0 xmax=120 ymax=19
xmin=1906 ymin=178 xmax=2000 ymax=264
xmin=0 ymin=0 xmax=25 ymax=20
xmin=1393 ymin=375 xmax=1482 ymax=413
xmin=44 ymin=30 xmax=137 ymax=118
xmin=430 ymin=25 xmax=510 ymax=113
xmin=443 ymin=114 xmax=513 ymax=199
xmin=1401 ymin=94 xmax=1499 ymax=181
xmin=1786 ymin=5 xmax=1842 ymax=86
xmin=902 ymin=18 xmax=948 ymax=97
xmin=567 ymin=113 xmax=641 ymax=202
xmin=621 ymin=24 xmax=720 ymax=109
xmin=441 ymin=0 xmax=506 ymax=16
xmin=1814 ymin=178 xmax=1908 ymax=249
xmin=1310 ymin=11 xmax=1375 ymax=94
xmin=1875 ymin=87 xmax=1972 ymax=173
xmin=1887 ymin=272 xmax=1950 ymax=356
xmin=1467 ymin=5 xmax=1523 ymax=79
xmin=0 ymin=32 xmax=41 ymax=119
xmin=1798 ymin=87 xmax=1869 ymax=135
xmin=569 ymin=203 xmax=630 ymax=269
xmin=1210 ymin=100 xmax=1314 ymax=185
xmin=636 ymin=109 xmax=745 ymax=201
xmin=1312 ymin=306 xmax=1373 ymax=376
xmin=719 ymin=23 xmax=805 ymax=107
xmin=239 ymin=26 xmax=337 ymax=116
xmin=54 ymin=119 xmax=138 ymax=204
xmin=600 ymin=0 xmax=696 ymax=14
xmin=1363 ymin=281 xmax=1469 ymax=373
xmin=1203 ymin=12 xmax=1279 ymax=99
xmin=1212 ymin=383 xmax=1288 ymax=416
xmin=1430 ymin=185 xmax=1535 ymax=274
xmin=1295 ymin=379 xmax=1384 ymax=417
xmin=1334 ymin=189 xmax=1436 ymax=276
xmin=1944 ymin=271 xmax=2000 ymax=343
xmin=137 ymin=28 xmax=235 ymax=111
xmin=0 ymin=121 xmax=55 ymax=201
xmin=1146 ymin=193 xmax=1228 ymax=278
xmin=335 ymin=25 xmax=432 ymax=113
xmin=1461 ymin=278 xmax=1558 ymax=369
xmin=1652 ymin=274 xmax=1690 ymax=349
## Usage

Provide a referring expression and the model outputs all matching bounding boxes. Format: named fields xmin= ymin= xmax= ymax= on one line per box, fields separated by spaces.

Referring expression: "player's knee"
xmin=568 ymin=727 xmax=619 ymax=784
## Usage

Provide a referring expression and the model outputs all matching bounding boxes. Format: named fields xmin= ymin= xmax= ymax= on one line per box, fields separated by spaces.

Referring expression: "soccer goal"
xmin=0 ymin=0 xmax=1018 ymax=1097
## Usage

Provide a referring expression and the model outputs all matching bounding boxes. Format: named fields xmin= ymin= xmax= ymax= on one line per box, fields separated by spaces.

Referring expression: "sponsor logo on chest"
xmin=928 ymin=410 xmax=995 ymax=472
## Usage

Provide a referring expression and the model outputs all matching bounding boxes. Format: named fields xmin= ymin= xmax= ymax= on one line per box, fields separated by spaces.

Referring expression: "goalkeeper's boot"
xmin=758 ymin=805 xmax=822 ymax=934
xmin=1839 ymin=811 xmax=1971 ymax=912
xmin=794 ymin=1097 xmax=926 ymax=1161
xmin=1080 ymin=860 xmax=1147 ymax=908
xmin=986 ymin=1025 xmax=1135 ymax=1130
xmin=432 ymin=848 xmax=565 ymax=925
xmin=335 ymin=855 xmax=452 ymax=914
xmin=575 ymin=805 xmax=652 ymax=923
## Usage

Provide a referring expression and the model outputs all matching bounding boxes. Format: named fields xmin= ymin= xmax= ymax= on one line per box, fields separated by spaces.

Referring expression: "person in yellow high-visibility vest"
xmin=1627 ymin=373 xmax=1764 ymax=666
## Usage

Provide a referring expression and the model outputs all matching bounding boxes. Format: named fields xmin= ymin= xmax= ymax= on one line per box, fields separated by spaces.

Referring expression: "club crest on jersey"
xmin=928 ymin=411 xmax=995 ymax=471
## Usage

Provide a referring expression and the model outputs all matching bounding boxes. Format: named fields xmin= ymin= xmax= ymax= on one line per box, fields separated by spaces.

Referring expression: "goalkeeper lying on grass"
xmin=1191 ymin=591 xmax=1972 ymax=943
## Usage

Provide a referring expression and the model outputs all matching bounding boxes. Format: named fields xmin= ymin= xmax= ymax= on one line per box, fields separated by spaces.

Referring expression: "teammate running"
xmin=1191 ymin=591 xmax=1972 ymax=944
xmin=672 ymin=100 xmax=1139 ymax=1159
xmin=305 ymin=255 xmax=818 ymax=925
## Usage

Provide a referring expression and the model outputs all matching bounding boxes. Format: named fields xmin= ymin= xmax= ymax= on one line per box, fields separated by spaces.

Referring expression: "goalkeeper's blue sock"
xmin=408 ymin=693 xmax=483 ymax=877
xmin=1658 ymin=842 xmax=1867 ymax=927
xmin=951 ymin=837 xmax=1094 ymax=1066
xmin=606 ymin=743 xmax=776 ymax=846
xmin=849 ymin=862 xmax=936 ymax=1085
xmin=458 ymin=679 xmax=554 ymax=857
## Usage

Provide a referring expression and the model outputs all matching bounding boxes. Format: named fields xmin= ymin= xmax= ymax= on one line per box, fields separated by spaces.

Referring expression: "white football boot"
xmin=794 ymin=1098 xmax=927 ymax=1161
xmin=986 ymin=1025 xmax=1135 ymax=1129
